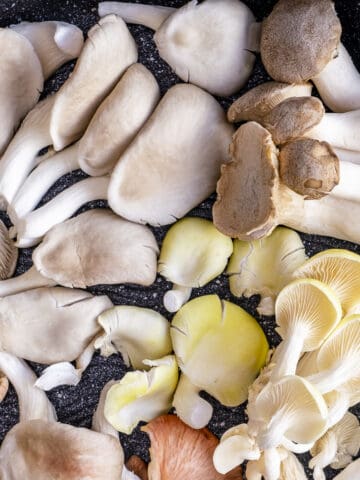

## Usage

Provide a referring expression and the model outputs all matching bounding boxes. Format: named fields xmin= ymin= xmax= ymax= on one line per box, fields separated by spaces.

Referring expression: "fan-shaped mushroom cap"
xmin=0 ymin=28 xmax=43 ymax=155
xmin=78 ymin=63 xmax=160 ymax=176
xmin=279 ymin=138 xmax=339 ymax=199
xmin=32 ymin=209 xmax=158 ymax=288
xmin=0 ymin=419 xmax=124 ymax=480
xmin=11 ymin=21 xmax=84 ymax=79
xmin=108 ymin=83 xmax=233 ymax=226
xmin=261 ymin=0 xmax=341 ymax=83
xmin=227 ymin=81 xmax=312 ymax=123
xmin=0 ymin=287 xmax=112 ymax=364
xmin=50 ymin=14 xmax=138 ymax=151
xmin=0 ymin=219 xmax=18 ymax=279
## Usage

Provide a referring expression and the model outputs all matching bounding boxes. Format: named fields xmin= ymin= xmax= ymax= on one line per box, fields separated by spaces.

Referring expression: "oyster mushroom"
xmin=108 ymin=83 xmax=234 ymax=226
xmin=261 ymin=0 xmax=360 ymax=112
xmin=0 ymin=209 xmax=158 ymax=296
xmin=158 ymin=217 xmax=233 ymax=312
xmin=99 ymin=0 xmax=259 ymax=96
xmin=0 ymin=286 xmax=112 ymax=364
xmin=11 ymin=21 xmax=84 ymax=79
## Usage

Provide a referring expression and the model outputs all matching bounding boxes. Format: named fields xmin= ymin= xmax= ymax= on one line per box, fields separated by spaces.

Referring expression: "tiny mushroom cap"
xmin=260 ymin=0 xmax=341 ymax=84
xmin=0 ymin=219 xmax=18 ymax=279
xmin=108 ymin=83 xmax=234 ymax=226
xmin=158 ymin=217 xmax=233 ymax=312
xmin=0 ymin=419 xmax=124 ymax=480
xmin=104 ymin=355 xmax=179 ymax=434
xmin=95 ymin=305 xmax=172 ymax=369
xmin=279 ymin=138 xmax=339 ymax=199
xmin=253 ymin=375 xmax=328 ymax=450
xmin=227 ymin=81 xmax=313 ymax=123
xmin=0 ymin=28 xmax=43 ymax=156
xmin=142 ymin=414 xmax=242 ymax=480
xmin=10 ymin=21 xmax=84 ymax=79
xmin=0 ymin=286 xmax=113 ymax=364
xmin=271 ymin=278 xmax=342 ymax=380
xmin=227 ymin=226 xmax=307 ymax=316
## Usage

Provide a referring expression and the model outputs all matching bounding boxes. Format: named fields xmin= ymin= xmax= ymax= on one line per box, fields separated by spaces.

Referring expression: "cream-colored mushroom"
xmin=11 ymin=21 xmax=84 ymax=79
xmin=108 ymin=83 xmax=234 ymax=226
xmin=99 ymin=0 xmax=259 ymax=96
xmin=0 ymin=286 xmax=112 ymax=364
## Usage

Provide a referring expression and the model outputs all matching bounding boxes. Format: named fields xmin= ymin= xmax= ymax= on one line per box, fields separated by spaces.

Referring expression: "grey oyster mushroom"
xmin=108 ymin=83 xmax=234 ymax=226
xmin=0 ymin=14 xmax=137 ymax=208
xmin=99 ymin=0 xmax=259 ymax=96
xmin=261 ymin=0 xmax=360 ymax=112
xmin=0 ymin=209 xmax=158 ymax=296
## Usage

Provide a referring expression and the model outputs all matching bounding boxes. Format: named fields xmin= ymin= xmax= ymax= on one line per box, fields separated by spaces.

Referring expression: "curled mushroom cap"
xmin=0 ymin=419 xmax=124 ymax=480
xmin=279 ymin=138 xmax=339 ymax=199
xmin=0 ymin=28 xmax=43 ymax=156
xmin=11 ymin=21 xmax=84 ymax=79
xmin=142 ymin=414 xmax=242 ymax=479
xmin=227 ymin=81 xmax=313 ymax=123
xmin=261 ymin=0 xmax=341 ymax=84
xmin=0 ymin=286 xmax=112 ymax=364
xmin=108 ymin=84 xmax=234 ymax=226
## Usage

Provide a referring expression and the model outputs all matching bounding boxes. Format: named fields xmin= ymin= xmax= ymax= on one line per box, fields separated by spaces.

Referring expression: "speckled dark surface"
xmin=0 ymin=1 xmax=359 ymax=479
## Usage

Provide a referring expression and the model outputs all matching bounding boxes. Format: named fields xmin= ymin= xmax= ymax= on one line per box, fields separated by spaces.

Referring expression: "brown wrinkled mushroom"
xmin=142 ymin=414 xmax=242 ymax=479
xmin=227 ymin=81 xmax=312 ymax=123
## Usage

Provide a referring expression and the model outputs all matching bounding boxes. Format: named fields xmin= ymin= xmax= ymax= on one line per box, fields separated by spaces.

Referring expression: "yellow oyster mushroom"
xmin=227 ymin=226 xmax=307 ymax=316
xmin=171 ymin=295 xmax=268 ymax=427
xmin=158 ymin=217 xmax=233 ymax=312
xmin=104 ymin=355 xmax=179 ymax=434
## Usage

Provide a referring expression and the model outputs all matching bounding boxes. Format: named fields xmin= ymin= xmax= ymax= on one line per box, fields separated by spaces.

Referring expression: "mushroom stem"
xmin=15 ymin=176 xmax=110 ymax=244
xmin=281 ymin=437 xmax=315 ymax=454
xmin=270 ymin=328 xmax=306 ymax=381
xmin=312 ymin=43 xmax=360 ymax=113
xmin=0 ymin=265 xmax=55 ymax=297
xmin=306 ymin=359 xmax=354 ymax=394
xmin=326 ymin=392 xmax=350 ymax=430
xmin=172 ymin=374 xmax=213 ymax=430
xmin=9 ymin=143 xmax=79 ymax=223
xmin=257 ymin=408 xmax=290 ymax=450
xmin=330 ymin=160 xmax=360 ymax=202
xmin=333 ymin=147 xmax=360 ymax=165
xmin=98 ymin=2 xmax=175 ymax=30
xmin=0 ymin=95 xmax=55 ymax=208
xmin=263 ymin=447 xmax=281 ymax=480
xmin=0 ymin=351 xmax=56 ymax=422
xmin=163 ymin=284 xmax=192 ymax=313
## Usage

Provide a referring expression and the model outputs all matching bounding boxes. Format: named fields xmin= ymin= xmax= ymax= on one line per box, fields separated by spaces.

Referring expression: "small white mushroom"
xmin=11 ymin=21 xmax=84 ymax=79
xmin=108 ymin=83 xmax=234 ymax=226
xmin=99 ymin=0 xmax=259 ymax=96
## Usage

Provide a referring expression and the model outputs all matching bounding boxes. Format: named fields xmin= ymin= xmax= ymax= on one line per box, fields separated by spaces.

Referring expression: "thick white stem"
xmin=270 ymin=329 xmax=305 ymax=381
xmin=307 ymin=110 xmax=360 ymax=151
xmin=333 ymin=148 xmax=360 ymax=165
xmin=9 ymin=143 xmax=79 ymax=223
xmin=312 ymin=44 xmax=360 ymax=113
xmin=16 ymin=176 xmax=109 ymax=240
xmin=98 ymin=2 xmax=175 ymax=30
xmin=0 ymin=265 xmax=55 ymax=298
xmin=0 ymin=351 xmax=56 ymax=422
xmin=0 ymin=95 xmax=55 ymax=208
xmin=330 ymin=160 xmax=360 ymax=201
xmin=163 ymin=284 xmax=192 ymax=312
xmin=257 ymin=409 xmax=289 ymax=450
xmin=264 ymin=448 xmax=281 ymax=480
xmin=306 ymin=359 xmax=353 ymax=394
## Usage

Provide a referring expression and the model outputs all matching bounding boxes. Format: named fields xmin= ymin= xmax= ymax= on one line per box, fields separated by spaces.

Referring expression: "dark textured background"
xmin=0 ymin=1 xmax=359 ymax=478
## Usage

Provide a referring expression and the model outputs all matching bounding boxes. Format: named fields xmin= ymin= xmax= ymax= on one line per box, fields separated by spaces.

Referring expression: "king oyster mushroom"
xmin=108 ymin=83 xmax=234 ymax=226
xmin=99 ymin=0 xmax=259 ymax=96
xmin=261 ymin=0 xmax=360 ymax=112
xmin=0 ymin=209 xmax=158 ymax=296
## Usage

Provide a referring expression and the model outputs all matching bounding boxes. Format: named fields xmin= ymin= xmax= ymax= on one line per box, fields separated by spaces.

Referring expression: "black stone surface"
xmin=0 ymin=1 xmax=359 ymax=479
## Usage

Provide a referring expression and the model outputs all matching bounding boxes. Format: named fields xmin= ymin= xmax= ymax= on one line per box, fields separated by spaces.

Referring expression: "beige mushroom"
xmin=0 ymin=219 xmax=18 ymax=280
xmin=11 ymin=21 xmax=84 ymax=79
xmin=261 ymin=0 xmax=360 ymax=112
xmin=108 ymin=83 xmax=234 ymax=226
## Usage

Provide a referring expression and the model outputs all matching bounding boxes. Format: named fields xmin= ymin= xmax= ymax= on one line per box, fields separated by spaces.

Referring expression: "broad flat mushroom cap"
xmin=261 ymin=0 xmax=342 ymax=83
xmin=213 ymin=121 xmax=279 ymax=240
xmin=0 ymin=419 xmax=124 ymax=480
xmin=279 ymin=138 xmax=339 ymax=199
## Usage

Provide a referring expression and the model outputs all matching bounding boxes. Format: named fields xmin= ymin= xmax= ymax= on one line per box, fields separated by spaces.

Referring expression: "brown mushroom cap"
xmin=213 ymin=122 xmax=279 ymax=240
xmin=262 ymin=96 xmax=325 ymax=145
xmin=227 ymin=81 xmax=312 ymax=123
xmin=279 ymin=138 xmax=339 ymax=199
xmin=261 ymin=0 xmax=342 ymax=83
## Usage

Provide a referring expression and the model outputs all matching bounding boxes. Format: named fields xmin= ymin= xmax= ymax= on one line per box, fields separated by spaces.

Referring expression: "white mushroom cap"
xmin=108 ymin=83 xmax=234 ymax=226
xmin=11 ymin=21 xmax=84 ymax=79
xmin=0 ymin=28 xmax=43 ymax=155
